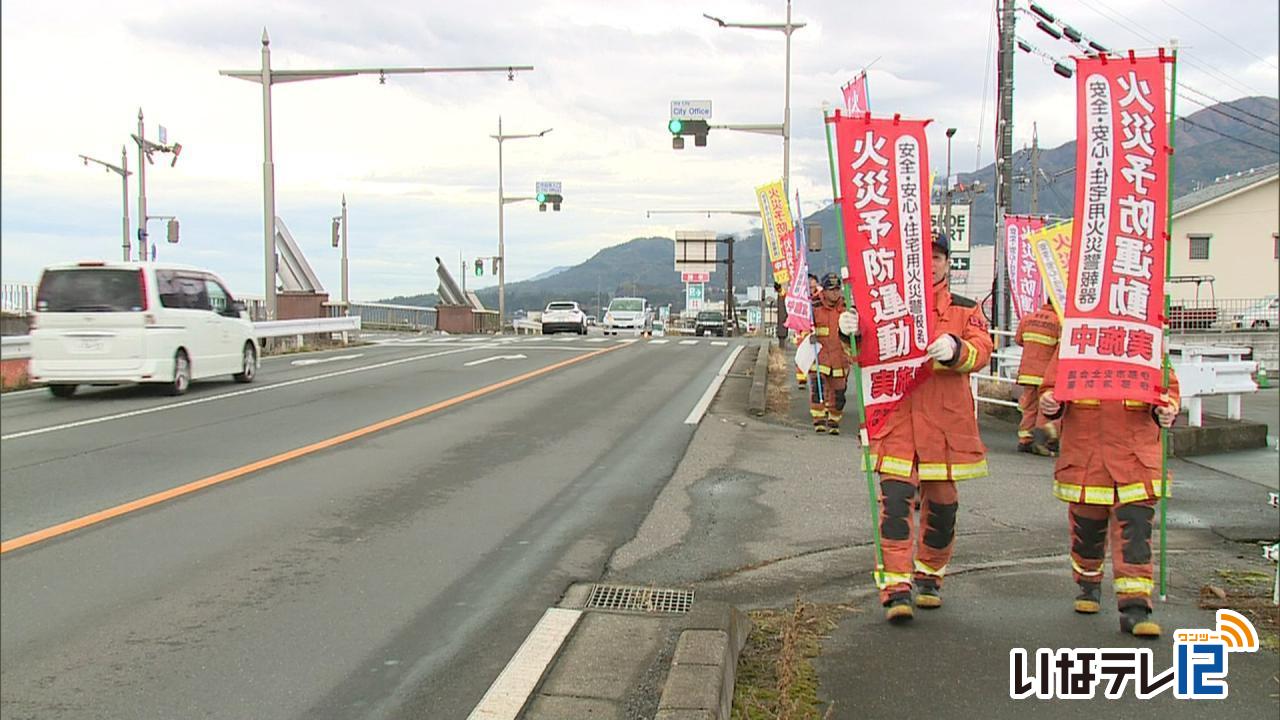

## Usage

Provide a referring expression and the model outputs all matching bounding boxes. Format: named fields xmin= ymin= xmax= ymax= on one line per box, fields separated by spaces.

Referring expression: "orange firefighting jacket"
xmin=812 ymin=295 xmax=852 ymax=376
xmin=1014 ymin=303 xmax=1061 ymax=386
xmin=1041 ymin=353 xmax=1181 ymax=506
xmin=871 ymin=282 xmax=994 ymax=481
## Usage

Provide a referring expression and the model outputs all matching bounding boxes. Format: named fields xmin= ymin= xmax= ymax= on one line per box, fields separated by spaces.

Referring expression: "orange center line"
xmin=0 ymin=344 xmax=624 ymax=555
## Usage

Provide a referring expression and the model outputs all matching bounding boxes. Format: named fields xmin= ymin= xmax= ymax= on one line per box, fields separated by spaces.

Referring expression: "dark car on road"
xmin=694 ymin=310 xmax=726 ymax=337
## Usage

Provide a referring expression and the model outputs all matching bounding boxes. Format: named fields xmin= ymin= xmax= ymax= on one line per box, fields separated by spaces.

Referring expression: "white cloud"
xmin=3 ymin=0 xmax=1276 ymax=301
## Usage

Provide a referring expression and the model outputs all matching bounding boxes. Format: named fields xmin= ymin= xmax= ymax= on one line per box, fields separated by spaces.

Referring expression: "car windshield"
xmin=36 ymin=268 xmax=144 ymax=312
xmin=609 ymin=299 xmax=642 ymax=312
xmin=698 ymin=312 xmax=723 ymax=321
xmin=546 ymin=302 xmax=577 ymax=311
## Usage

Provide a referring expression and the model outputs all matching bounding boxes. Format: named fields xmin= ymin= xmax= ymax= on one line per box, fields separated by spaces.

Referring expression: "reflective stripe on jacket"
xmin=1042 ymin=353 xmax=1181 ymax=505
xmin=1014 ymin=303 xmax=1061 ymax=387
xmin=871 ymin=283 xmax=994 ymax=481
xmin=812 ymin=298 xmax=851 ymax=376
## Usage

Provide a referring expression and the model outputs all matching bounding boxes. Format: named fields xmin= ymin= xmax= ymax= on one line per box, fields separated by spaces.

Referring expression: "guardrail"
xmin=1 ymin=317 xmax=363 ymax=361
xmin=327 ymin=302 xmax=436 ymax=331
xmin=971 ymin=329 xmax=1021 ymax=414
xmin=1170 ymin=344 xmax=1258 ymax=427
xmin=1 ymin=335 xmax=31 ymax=360
xmin=512 ymin=319 xmax=541 ymax=335
xmin=2 ymin=283 xmax=37 ymax=315
xmin=1168 ymin=297 xmax=1278 ymax=331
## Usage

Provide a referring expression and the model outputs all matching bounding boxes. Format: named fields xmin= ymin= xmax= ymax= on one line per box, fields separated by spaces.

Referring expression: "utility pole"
xmin=725 ymin=235 xmax=737 ymax=336
xmin=79 ymin=147 xmax=132 ymax=261
xmin=220 ymin=30 xmax=532 ymax=320
xmin=460 ymin=251 xmax=466 ymax=294
xmin=994 ymin=0 xmax=1016 ymax=342
xmin=340 ymin=195 xmax=349 ymax=308
xmin=1030 ymin=122 xmax=1040 ymax=215
xmin=136 ymin=109 xmax=148 ymax=262
xmin=492 ymin=116 xmax=552 ymax=328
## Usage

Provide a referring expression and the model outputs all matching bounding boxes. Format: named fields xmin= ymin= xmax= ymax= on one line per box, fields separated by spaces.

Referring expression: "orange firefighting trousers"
xmin=808 ymin=372 xmax=847 ymax=428
xmin=1069 ymin=500 xmax=1156 ymax=610
xmin=1017 ymin=387 xmax=1057 ymax=444
xmin=877 ymin=467 xmax=958 ymax=604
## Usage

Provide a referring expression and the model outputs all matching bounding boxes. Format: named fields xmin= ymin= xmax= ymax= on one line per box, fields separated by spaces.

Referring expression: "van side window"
xmin=204 ymin=277 xmax=232 ymax=314
xmin=156 ymin=271 xmax=210 ymax=310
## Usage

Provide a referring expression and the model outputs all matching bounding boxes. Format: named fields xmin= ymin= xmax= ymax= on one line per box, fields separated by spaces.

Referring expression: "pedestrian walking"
xmin=1014 ymin=301 xmax=1061 ymax=455
xmin=808 ymin=273 xmax=852 ymax=434
xmin=1039 ymin=355 xmax=1181 ymax=637
xmin=847 ymin=234 xmax=994 ymax=623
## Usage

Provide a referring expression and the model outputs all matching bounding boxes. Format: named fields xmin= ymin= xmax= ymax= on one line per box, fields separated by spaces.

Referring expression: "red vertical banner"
xmin=1004 ymin=214 xmax=1046 ymax=321
xmin=1057 ymin=54 xmax=1170 ymax=403
xmin=832 ymin=114 xmax=935 ymax=435
xmin=842 ymin=71 xmax=870 ymax=115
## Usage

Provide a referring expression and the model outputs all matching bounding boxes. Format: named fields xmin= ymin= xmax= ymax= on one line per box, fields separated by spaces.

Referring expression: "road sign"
xmin=675 ymin=230 xmax=718 ymax=275
xmin=948 ymin=255 xmax=971 ymax=271
xmin=681 ymin=271 xmax=710 ymax=283
xmin=930 ymin=204 xmax=971 ymax=254
xmin=670 ymin=100 xmax=712 ymax=120
xmin=535 ymin=181 xmax=562 ymax=195
xmin=686 ymin=283 xmax=704 ymax=312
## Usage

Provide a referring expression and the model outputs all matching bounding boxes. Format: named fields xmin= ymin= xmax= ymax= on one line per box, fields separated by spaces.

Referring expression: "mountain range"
xmin=382 ymin=96 xmax=1278 ymax=314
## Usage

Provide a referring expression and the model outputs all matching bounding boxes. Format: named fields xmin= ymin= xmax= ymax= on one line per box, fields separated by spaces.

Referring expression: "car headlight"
xmin=604 ymin=313 xmax=613 ymax=323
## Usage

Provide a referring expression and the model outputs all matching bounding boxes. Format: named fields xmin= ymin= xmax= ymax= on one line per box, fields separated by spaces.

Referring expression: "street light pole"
xmin=221 ymin=30 xmax=533 ymax=320
xmin=79 ymin=148 xmax=133 ymax=261
xmin=944 ymin=127 xmax=957 ymax=238
xmin=704 ymin=1 xmax=805 ymax=309
xmin=492 ymin=116 xmax=552 ymax=328
xmin=341 ymin=194 xmax=349 ymax=309
xmin=136 ymin=109 xmax=147 ymax=262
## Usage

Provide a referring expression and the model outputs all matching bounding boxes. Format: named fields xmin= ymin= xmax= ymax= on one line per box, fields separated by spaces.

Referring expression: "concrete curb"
xmin=747 ymin=341 xmax=769 ymax=417
xmin=654 ymin=603 xmax=753 ymax=720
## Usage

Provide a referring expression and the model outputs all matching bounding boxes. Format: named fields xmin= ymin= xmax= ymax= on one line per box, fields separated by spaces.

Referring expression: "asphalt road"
xmin=0 ymin=332 xmax=744 ymax=719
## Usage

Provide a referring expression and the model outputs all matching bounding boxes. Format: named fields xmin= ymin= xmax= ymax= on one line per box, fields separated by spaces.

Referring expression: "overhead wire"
xmin=1156 ymin=0 xmax=1277 ymax=69
xmin=1179 ymin=85 xmax=1279 ymax=128
xmin=1073 ymin=0 xmax=1273 ymax=97
xmin=1178 ymin=116 xmax=1280 ymax=154
xmin=976 ymin=0 xmax=998 ymax=173
xmin=1177 ymin=94 xmax=1280 ymax=135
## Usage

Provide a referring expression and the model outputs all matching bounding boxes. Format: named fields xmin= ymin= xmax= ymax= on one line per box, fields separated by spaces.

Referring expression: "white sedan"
xmin=541 ymin=301 xmax=587 ymax=334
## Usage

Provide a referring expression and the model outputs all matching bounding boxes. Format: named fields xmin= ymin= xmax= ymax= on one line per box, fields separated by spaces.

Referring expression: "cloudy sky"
xmin=2 ymin=0 xmax=1276 ymax=301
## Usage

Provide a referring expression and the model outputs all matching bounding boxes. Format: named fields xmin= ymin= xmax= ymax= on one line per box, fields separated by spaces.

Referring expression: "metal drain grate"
xmin=584 ymin=584 xmax=694 ymax=614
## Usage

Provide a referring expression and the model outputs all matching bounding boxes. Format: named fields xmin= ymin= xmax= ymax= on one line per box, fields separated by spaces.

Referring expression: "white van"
xmin=29 ymin=261 xmax=258 ymax=397
xmin=602 ymin=297 xmax=649 ymax=336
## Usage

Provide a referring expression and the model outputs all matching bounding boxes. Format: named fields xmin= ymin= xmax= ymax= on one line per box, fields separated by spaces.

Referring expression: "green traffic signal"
xmin=668 ymin=118 xmax=683 ymax=134
xmin=536 ymin=192 xmax=547 ymax=203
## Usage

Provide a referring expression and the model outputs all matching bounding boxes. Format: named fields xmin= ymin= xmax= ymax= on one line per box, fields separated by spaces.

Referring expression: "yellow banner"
xmin=755 ymin=180 xmax=794 ymax=286
xmin=1028 ymin=221 xmax=1073 ymax=319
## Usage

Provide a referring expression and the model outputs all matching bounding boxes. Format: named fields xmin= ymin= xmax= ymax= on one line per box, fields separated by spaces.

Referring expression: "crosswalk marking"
xmin=711 ymin=341 xmax=728 ymax=346
xmin=586 ymin=338 xmax=607 ymax=343
xmin=648 ymin=339 xmax=669 ymax=344
xmin=679 ymin=340 xmax=697 ymax=345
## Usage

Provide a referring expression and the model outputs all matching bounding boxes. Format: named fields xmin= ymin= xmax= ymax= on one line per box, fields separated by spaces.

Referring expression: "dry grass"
xmin=1201 ymin=569 xmax=1280 ymax=652
xmin=766 ymin=346 xmax=794 ymax=417
xmin=731 ymin=598 xmax=856 ymax=720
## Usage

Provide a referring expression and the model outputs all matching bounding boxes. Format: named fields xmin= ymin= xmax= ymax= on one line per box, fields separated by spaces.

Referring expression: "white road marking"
xmin=586 ymin=338 xmax=607 ymax=343
xmin=684 ymin=345 xmax=746 ymax=425
xmin=467 ymin=607 xmax=582 ymax=719
xmin=679 ymin=340 xmax=698 ymax=345
xmin=290 ymin=353 xmax=365 ymax=366
xmin=618 ymin=338 xmax=639 ymax=344
xmin=464 ymin=354 xmax=528 ymax=367
xmin=649 ymin=339 xmax=669 ymax=345
xmin=555 ymin=336 xmax=578 ymax=342
xmin=0 ymin=346 xmax=482 ymax=442
xmin=711 ymin=341 xmax=729 ymax=346
xmin=460 ymin=337 xmax=489 ymax=343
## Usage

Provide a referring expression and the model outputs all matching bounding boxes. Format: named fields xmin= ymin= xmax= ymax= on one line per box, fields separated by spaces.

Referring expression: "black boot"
xmin=1073 ymin=582 xmax=1101 ymax=614
xmin=1119 ymin=605 xmax=1162 ymax=638
xmin=915 ymin=577 xmax=942 ymax=609
xmin=883 ymin=592 xmax=914 ymax=624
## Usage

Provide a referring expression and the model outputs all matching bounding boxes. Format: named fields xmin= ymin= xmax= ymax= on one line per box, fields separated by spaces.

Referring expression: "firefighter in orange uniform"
xmin=846 ymin=234 xmax=994 ymax=623
xmin=808 ymin=273 xmax=852 ymax=434
xmin=796 ymin=274 xmax=821 ymax=387
xmin=1014 ymin=301 xmax=1062 ymax=454
xmin=1040 ymin=353 xmax=1180 ymax=637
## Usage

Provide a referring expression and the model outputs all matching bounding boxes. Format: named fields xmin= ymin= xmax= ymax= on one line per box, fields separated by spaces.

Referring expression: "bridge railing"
xmin=327 ymin=302 xmax=437 ymax=331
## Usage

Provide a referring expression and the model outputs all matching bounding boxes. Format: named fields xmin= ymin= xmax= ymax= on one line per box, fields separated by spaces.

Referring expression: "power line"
xmin=1179 ymin=93 xmax=1280 ymax=135
xmin=1157 ymin=0 xmax=1278 ymax=69
xmin=1074 ymin=0 xmax=1272 ymax=98
xmin=1179 ymin=115 xmax=1280 ymax=154
xmin=976 ymin=0 xmax=998 ymax=173
xmin=1179 ymin=85 xmax=1279 ymax=128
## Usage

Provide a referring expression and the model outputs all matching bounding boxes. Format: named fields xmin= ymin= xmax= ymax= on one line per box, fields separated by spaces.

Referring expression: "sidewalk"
xmin=603 ymin=352 xmax=1279 ymax=718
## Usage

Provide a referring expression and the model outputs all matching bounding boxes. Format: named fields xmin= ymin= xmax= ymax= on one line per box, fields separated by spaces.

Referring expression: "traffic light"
xmin=536 ymin=192 xmax=563 ymax=212
xmin=491 ymin=257 xmax=499 ymax=275
xmin=668 ymin=118 xmax=709 ymax=149
xmin=475 ymin=258 xmax=484 ymax=277
xmin=331 ymin=218 xmax=341 ymax=248
xmin=166 ymin=218 xmax=180 ymax=244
